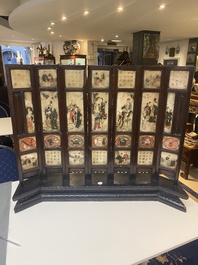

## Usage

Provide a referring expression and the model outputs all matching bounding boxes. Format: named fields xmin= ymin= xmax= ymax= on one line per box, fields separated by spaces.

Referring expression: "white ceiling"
xmin=0 ymin=0 xmax=198 ymax=46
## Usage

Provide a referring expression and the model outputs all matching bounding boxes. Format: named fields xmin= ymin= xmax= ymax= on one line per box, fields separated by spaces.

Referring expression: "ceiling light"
xmin=117 ymin=7 xmax=123 ymax=12
xmin=84 ymin=11 xmax=89 ymax=15
xmin=101 ymin=39 xmax=104 ymax=42
xmin=62 ymin=16 xmax=67 ymax=21
xmin=115 ymin=35 xmax=118 ymax=38
xmin=50 ymin=31 xmax=54 ymax=34
xmin=47 ymin=27 xmax=51 ymax=30
xmin=59 ymin=35 xmax=62 ymax=37
xmin=51 ymin=22 xmax=55 ymax=26
xmin=159 ymin=4 xmax=165 ymax=10
xmin=111 ymin=39 xmax=122 ymax=43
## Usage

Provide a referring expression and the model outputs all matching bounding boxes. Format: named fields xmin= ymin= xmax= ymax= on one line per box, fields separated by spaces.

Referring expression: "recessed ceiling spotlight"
xmin=59 ymin=35 xmax=62 ymax=37
xmin=84 ymin=11 xmax=89 ymax=15
xmin=47 ymin=27 xmax=51 ymax=30
xmin=51 ymin=22 xmax=55 ymax=26
xmin=115 ymin=35 xmax=118 ymax=38
xmin=101 ymin=39 xmax=104 ymax=42
xmin=50 ymin=31 xmax=54 ymax=34
xmin=117 ymin=7 xmax=123 ymax=12
xmin=159 ymin=4 xmax=165 ymax=10
xmin=111 ymin=39 xmax=122 ymax=43
xmin=62 ymin=16 xmax=67 ymax=21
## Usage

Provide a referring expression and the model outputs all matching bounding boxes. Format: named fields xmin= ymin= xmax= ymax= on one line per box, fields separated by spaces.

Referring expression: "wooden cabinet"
xmin=60 ymin=54 xmax=86 ymax=66
xmin=186 ymin=38 xmax=198 ymax=69
xmin=132 ymin=30 xmax=160 ymax=65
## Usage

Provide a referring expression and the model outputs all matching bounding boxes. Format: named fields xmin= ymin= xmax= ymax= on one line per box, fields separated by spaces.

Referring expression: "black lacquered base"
xmin=12 ymin=174 xmax=188 ymax=213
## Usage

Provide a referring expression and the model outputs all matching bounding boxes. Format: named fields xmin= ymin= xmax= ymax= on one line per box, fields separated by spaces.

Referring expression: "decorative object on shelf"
xmin=165 ymin=46 xmax=169 ymax=55
xmin=63 ymin=40 xmax=80 ymax=55
xmin=169 ymin=47 xmax=175 ymax=57
xmin=176 ymin=44 xmax=180 ymax=54
xmin=36 ymin=43 xmax=47 ymax=57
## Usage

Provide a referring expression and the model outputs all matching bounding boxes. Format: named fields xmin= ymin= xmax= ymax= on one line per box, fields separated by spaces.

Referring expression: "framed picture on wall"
xmin=163 ymin=59 xmax=178 ymax=66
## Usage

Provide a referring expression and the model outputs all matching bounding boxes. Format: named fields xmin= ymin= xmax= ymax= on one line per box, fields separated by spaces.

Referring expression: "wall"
xmin=158 ymin=39 xmax=189 ymax=66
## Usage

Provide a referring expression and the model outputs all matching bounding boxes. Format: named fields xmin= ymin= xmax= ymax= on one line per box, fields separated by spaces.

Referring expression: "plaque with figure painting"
xmin=92 ymin=135 xmax=108 ymax=148
xmin=91 ymin=70 xmax=109 ymax=88
xmin=116 ymin=92 xmax=134 ymax=132
xmin=39 ymin=69 xmax=57 ymax=87
xmin=169 ymin=70 xmax=189 ymax=89
xmin=160 ymin=151 xmax=178 ymax=169
xmin=44 ymin=134 xmax=61 ymax=148
xmin=92 ymin=150 xmax=107 ymax=165
xmin=139 ymin=135 xmax=155 ymax=148
xmin=68 ymin=150 xmax=84 ymax=166
xmin=40 ymin=91 xmax=60 ymax=131
xmin=68 ymin=135 xmax=84 ymax=148
xmin=21 ymin=152 xmax=38 ymax=171
xmin=164 ymin=92 xmax=175 ymax=133
xmin=115 ymin=150 xmax=131 ymax=165
xmin=45 ymin=150 xmax=61 ymax=165
xmin=91 ymin=92 xmax=108 ymax=132
xmin=117 ymin=70 xmax=136 ymax=88
xmin=19 ymin=136 xmax=36 ymax=152
xmin=140 ymin=92 xmax=159 ymax=132
xmin=65 ymin=69 xmax=84 ymax=88
xmin=162 ymin=137 xmax=180 ymax=151
xmin=115 ymin=135 xmax=131 ymax=148
xmin=11 ymin=69 xmax=31 ymax=89
xmin=137 ymin=151 xmax=153 ymax=165
xmin=143 ymin=70 xmax=161 ymax=88
xmin=66 ymin=92 xmax=84 ymax=132
xmin=24 ymin=92 xmax=35 ymax=133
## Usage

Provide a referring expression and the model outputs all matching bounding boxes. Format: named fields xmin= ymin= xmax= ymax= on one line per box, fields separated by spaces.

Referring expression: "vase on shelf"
xmin=63 ymin=40 xmax=80 ymax=55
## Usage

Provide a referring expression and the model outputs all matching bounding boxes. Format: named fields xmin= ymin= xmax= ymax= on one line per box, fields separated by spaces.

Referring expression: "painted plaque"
xmin=140 ymin=92 xmax=159 ymax=132
xmin=115 ymin=150 xmax=131 ymax=165
xmin=139 ymin=135 xmax=155 ymax=148
xmin=68 ymin=135 xmax=84 ymax=148
xmin=65 ymin=69 xmax=84 ymax=88
xmin=68 ymin=150 xmax=84 ymax=165
xmin=92 ymin=135 xmax=108 ymax=147
xmin=19 ymin=136 xmax=36 ymax=152
xmin=40 ymin=91 xmax=60 ymax=131
xmin=45 ymin=150 xmax=61 ymax=165
xmin=143 ymin=70 xmax=161 ymax=89
xmin=164 ymin=92 xmax=175 ymax=133
xmin=116 ymin=92 xmax=134 ymax=131
xmin=39 ymin=69 xmax=57 ymax=87
xmin=115 ymin=135 xmax=131 ymax=148
xmin=160 ymin=151 xmax=178 ymax=169
xmin=92 ymin=150 xmax=107 ymax=165
xmin=169 ymin=70 xmax=189 ymax=89
xmin=117 ymin=70 xmax=136 ymax=88
xmin=92 ymin=70 xmax=109 ymax=88
xmin=11 ymin=69 xmax=31 ymax=88
xmin=24 ymin=92 xmax=35 ymax=133
xmin=44 ymin=134 xmax=61 ymax=148
xmin=21 ymin=152 xmax=38 ymax=170
xmin=92 ymin=92 xmax=108 ymax=132
xmin=66 ymin=92 xmax=84 ymax=132
xmin=137 ymin=151 xmax=153 ymax=165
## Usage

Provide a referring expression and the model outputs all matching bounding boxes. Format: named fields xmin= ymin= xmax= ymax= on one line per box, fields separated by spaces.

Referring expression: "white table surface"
xmin=4 ymin=181 xmax=198 ymax=265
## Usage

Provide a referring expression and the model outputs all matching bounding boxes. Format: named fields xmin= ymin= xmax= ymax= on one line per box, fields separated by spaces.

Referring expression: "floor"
xmin=139 ymin=165 xmax=198 ymax=265
xmin=179 ymin=162 xmax=198 ymax=203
